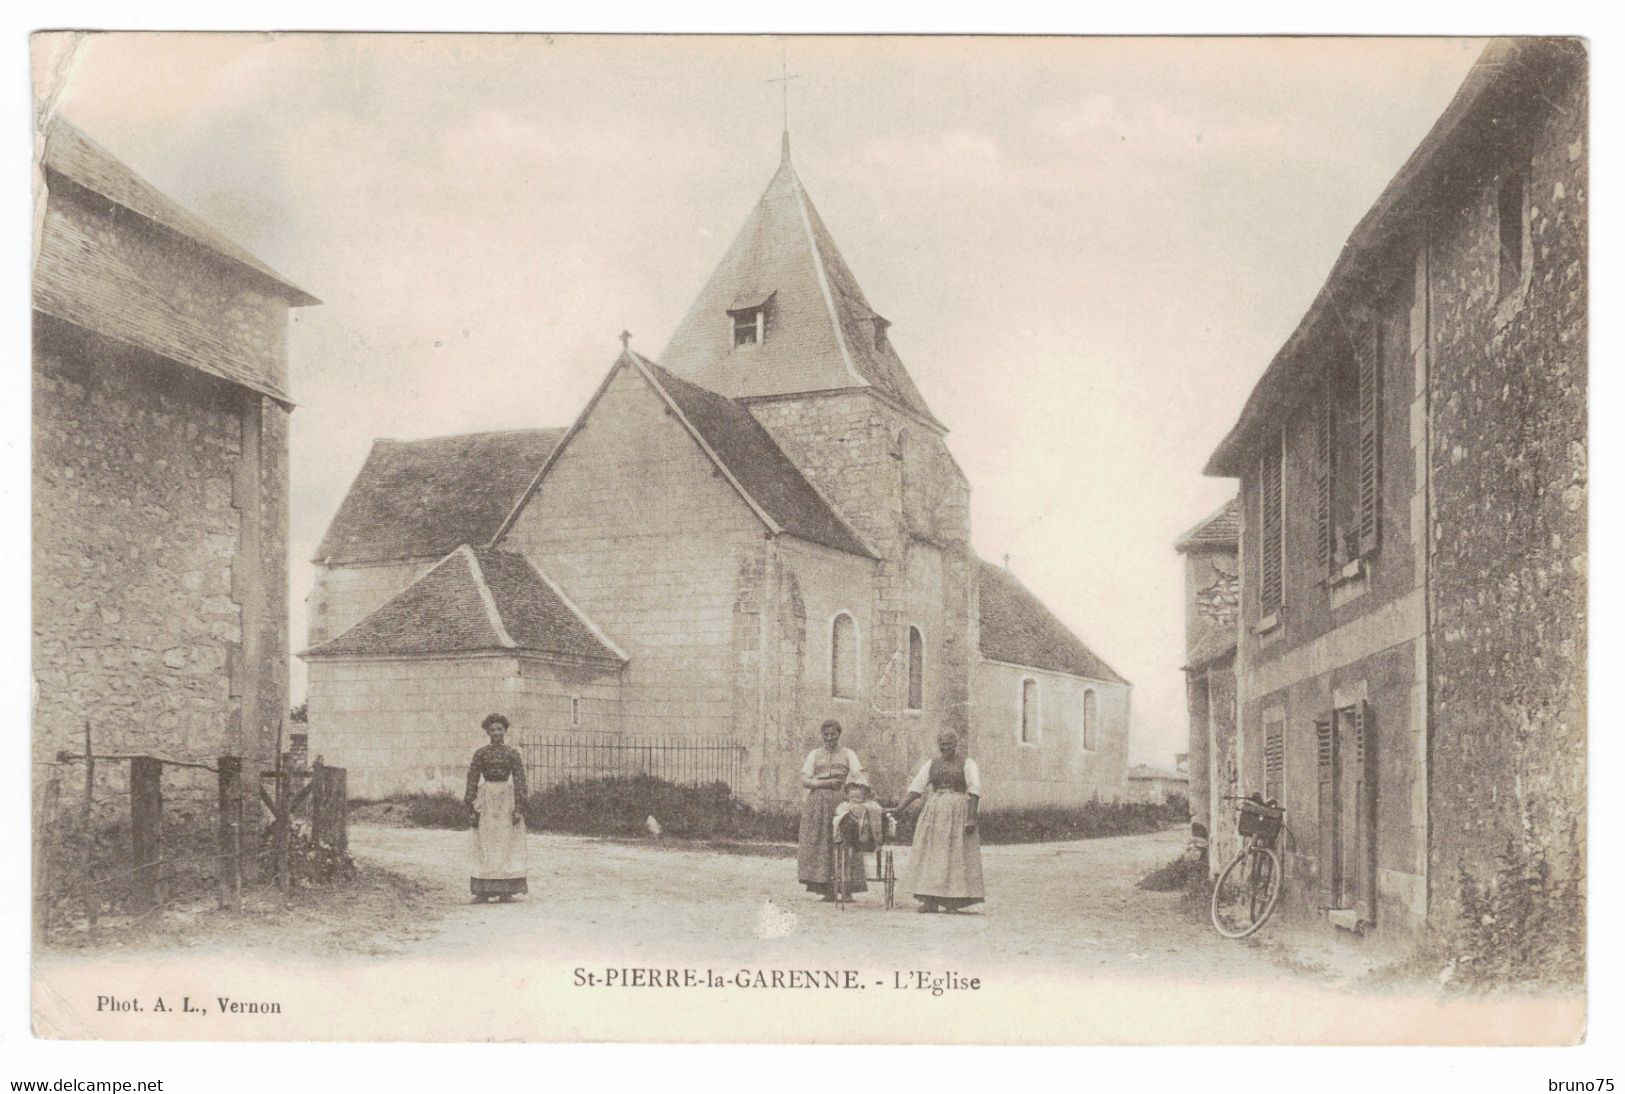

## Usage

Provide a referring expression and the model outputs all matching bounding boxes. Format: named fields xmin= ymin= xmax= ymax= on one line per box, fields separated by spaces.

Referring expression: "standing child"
xmin=831 ymin=774 xmax=891 ymax=898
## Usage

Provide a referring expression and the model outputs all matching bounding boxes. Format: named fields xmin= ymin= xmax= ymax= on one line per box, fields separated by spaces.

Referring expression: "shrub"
xmin=400 ymin=791 xmax=471 ymax=830
xmin=968 ymin=799 xmax=1176 ymax=844
xmin=1452 ymin=834 xmax=1584 ymax=990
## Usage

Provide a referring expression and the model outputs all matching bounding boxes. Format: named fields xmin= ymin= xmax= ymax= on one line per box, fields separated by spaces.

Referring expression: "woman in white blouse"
xmin=891 ymin=730 xmax=984 ymax=913
xmin=796 ymin=719 xmax=866 ymax=901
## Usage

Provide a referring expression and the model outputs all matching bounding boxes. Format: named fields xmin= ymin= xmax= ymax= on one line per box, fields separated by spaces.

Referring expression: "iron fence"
xmin=519 ymin=734 xmax=746 ymax=792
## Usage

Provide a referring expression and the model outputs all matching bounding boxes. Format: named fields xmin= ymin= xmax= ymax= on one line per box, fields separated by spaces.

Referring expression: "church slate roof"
xmin=977 ymin=559 xmax=1128 ymax=685
xmin=302 ymin=545 xmax=624 ymax=662
xmin=316 ymin=428 xmax=568 ymax=565
xmin=637 ymin=355 xmax=873 ymax=558
xmin=1174 ymin=497 xmax=1241 ymax=552
xmin=658 ymin=139 xmax=940 ymax=427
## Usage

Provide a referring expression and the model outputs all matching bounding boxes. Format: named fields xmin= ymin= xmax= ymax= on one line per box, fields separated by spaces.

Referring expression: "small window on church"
xmin=873 ymin=316 xmax=891 ymax=352
xmin=571 ymin=697 xmax=582 ymax=727
xmin=1082 ymin=689 xmax=1099 ymax=751
xmin=1020 ymin=678 xmax=1039 ymax=745
xmin=832 ymin=613 xmax=858 ymax=699
xmin=907 ymin=626 xmax=924 ymax=711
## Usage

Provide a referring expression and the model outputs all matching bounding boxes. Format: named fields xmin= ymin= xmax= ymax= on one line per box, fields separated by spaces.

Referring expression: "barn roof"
xmin=316 ymin=428 xmax=568 ymax=565
xmin=41 ymin=120 xmax=318 ymax=306
xmin=658 ymin=135 xmax=940 ymax=428
xmin=301 ymin=545 xmax=624 ymax=663
xmin=1174 ymin=497 xmax=1241 ymax=553
xmin=977 ymin=559 xmax=1128 ymax=685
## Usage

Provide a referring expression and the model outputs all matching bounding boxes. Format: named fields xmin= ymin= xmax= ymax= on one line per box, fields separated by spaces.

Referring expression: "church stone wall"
xmin=305 ymin=558 xmax=437 ymax=649
xmin=972 ymin=661 xmax=1130 ymax=810
xmin=501 ymin=364 xmax=767 ymax=742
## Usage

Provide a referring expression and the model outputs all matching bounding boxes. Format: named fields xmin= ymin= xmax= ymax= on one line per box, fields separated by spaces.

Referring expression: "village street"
xmin=39 ymin=822 xmax=1579 ymax=1044
xmin=346 ymin=823 xmax=1373 ymax=982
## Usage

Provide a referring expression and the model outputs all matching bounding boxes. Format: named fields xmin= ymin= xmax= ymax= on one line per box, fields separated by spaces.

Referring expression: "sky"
xmin=41 ymin=33 xmax=1487 ymax=765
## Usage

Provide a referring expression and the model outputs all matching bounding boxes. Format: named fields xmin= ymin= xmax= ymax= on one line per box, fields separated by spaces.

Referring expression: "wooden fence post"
xmin=312 ymin=763 xmax=347 ymax=854
xmin=130 ymin=756 xmax=163 ymax=915
xmin=274 ymin=757 xmax=291 ymax=895
xmin=217 ymin=756 xmax=242 ymax=912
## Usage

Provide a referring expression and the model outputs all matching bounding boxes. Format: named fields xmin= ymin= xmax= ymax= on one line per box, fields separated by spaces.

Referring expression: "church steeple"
xmin=658 ymin=138 xmax=940 ymax=427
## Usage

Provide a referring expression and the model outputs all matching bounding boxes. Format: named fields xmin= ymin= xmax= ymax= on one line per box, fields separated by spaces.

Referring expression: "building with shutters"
xmin=302 ymin=133 xmax=1132 ymax=809
xmin=1175 ymin=498 xmax=1240 ymax=858
xmin=1201 ymin=39 xmax=1585 ymax=937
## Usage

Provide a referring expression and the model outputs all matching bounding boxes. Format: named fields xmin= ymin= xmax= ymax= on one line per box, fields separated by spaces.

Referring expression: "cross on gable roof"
xmin=493 ymin=348 xmax=875 ymax=559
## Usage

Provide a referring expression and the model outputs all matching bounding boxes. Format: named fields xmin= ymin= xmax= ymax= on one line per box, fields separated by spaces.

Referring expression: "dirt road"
xmin=348 ymin=823 xmax=1368 ymax=983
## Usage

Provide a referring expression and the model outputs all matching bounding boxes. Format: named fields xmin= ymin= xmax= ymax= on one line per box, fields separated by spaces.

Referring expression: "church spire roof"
xmin=658 ymin=141 xmax=940 ymax=427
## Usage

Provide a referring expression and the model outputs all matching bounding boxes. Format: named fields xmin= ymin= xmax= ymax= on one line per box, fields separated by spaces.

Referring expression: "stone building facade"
xmin=1175 ymin=498 xmax=1240 ymax=862
xmin=1201 ymin=39 xmax=1585 ymax=938
xmin=33 ymin=122 xmax=317 ymax=811
xmin=305 ymin=137 xmax=1130 ymax=810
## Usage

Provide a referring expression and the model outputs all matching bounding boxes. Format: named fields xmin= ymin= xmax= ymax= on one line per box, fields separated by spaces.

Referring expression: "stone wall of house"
xmin=972 ymin=662 xmax=1129 ymax=810
xmin=1424 ymin=53 xmax=1587 ymax=934
xmin=500 ymin=363 xmax=768 ymax=743
xmin=305 ymin=558 xmax=438 ymax=648
xmin=33 ymin=319 xmax=286 ymax=816
xmin=305 ymin=654 xmax=622 ymax=799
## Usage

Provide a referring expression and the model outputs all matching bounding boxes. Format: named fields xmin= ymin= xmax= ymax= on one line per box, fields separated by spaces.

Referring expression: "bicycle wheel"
xmin=1211 ymin=845 xmax=1282 ymax=939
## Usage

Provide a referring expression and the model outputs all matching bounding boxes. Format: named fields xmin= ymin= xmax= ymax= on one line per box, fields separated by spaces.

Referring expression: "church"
xmin=301 ymin=134 xmax=1131 ymax=812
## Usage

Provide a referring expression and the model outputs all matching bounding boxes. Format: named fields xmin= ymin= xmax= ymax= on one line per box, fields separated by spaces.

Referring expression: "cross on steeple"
xmin=619 ymin=329 xmax=633 ymax=352
xmin=767 ymin=55 xmax=801 ymax=155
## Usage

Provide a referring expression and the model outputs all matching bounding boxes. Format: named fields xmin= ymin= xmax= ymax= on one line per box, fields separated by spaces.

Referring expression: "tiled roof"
xmin=637 ymin=355 xmax=872 ymax=558
xmin=659 ymin=140 xmax=940 ymax=427
xmin=1175 ymin=497 xmax=1241 ymax=552
xmin=302 ymin=545 xmax=623 ymax=662
xmin=41 ymin=120 xmax=318 ymax=305
xmin=316 ymin=428 xmax=567 ymax=565
xmin=977 ymin=559 xmax=1128 ymax=685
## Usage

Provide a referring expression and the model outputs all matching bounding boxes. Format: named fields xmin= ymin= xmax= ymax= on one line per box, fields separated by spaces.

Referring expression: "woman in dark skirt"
xmin=795 ymin=719 xmax=867 ymax=901
xmin=892 ymin=730 xmax=984 ymax=913
xmin=463 ymin=713 xmax=529 ymax=903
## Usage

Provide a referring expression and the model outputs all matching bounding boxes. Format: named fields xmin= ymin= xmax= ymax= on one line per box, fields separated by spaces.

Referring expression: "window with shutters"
xmin=1258 ymin=431 xmax=1285 ymax=616
xmin=1313 ymin=328 xmax=1382 ymax=580
xmin=831 ymin=613 xmax=858 ymax=699
xmin=906 ymin=626 xmax=924 ymax=711
xmin=1263 ymin=716 xmax=1284 ymax=805
xmin=1019 ymin=678 xmax=1039 ymax=745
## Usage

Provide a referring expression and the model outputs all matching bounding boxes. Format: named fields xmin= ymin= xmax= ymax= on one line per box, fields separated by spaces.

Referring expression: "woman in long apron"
xmin=892 ymin=730 xmax=984 ymax=913
xmin=796 ymin=719 xmax=866 ymax=901
xmin=463 ymin=713 xmax=529 ymax=903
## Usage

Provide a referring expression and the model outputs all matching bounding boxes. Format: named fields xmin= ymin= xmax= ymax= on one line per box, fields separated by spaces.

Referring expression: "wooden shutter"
xmin=1354 ymin=700 xmax=1378 ymax=924
xmin=1357 ymin=326 xmax=1382 ymax=557
xmin=1263 ymin=720 xmax=1284 ymax=805
xmin=1260 ymin=435 xmax=1284 ymax=613
xmin=1315 ymin=716 xmax=1337 ymax=908
xmin=1313 ymin=380 xmax=1334 ymax=575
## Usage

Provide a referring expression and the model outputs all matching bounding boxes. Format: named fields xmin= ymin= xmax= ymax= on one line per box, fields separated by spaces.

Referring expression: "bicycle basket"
xmin=1236 ymin=798 xmax=1284 ymax=840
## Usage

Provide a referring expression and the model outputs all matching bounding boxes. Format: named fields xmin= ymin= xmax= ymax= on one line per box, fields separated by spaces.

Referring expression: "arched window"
xmin=831 ymin=613 xmax=858 ymax=699
xmin=1082 ymin=689 xmax=1099 ymax=751
xmin=1020 ymin=678 xmax=1038 ymax=745
xmin=907 ymin=626 xmax=924 ymax=711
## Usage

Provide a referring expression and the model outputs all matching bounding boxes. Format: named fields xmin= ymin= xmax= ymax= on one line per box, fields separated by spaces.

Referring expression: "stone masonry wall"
xmin=33 ymin=319 xmax=286 ymax=815
xmin=1425 ymin=55 xmax=1587 ymax=933
xmin=973 ymin=661 xmax=1129 ymax=810
xmin=500 ymin=363 xmax=766 ymax=742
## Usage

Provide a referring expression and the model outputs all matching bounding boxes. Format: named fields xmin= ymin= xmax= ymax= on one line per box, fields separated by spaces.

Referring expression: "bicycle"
xmin=1210 ymin=794 xmax=1285 ymax=939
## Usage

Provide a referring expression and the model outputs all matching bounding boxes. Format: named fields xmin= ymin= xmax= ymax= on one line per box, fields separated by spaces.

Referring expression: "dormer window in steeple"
xmin=872 ymin=315 xmax=891 ymax=353
xmin=728 ymin=291 xmax=776 ymax=350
